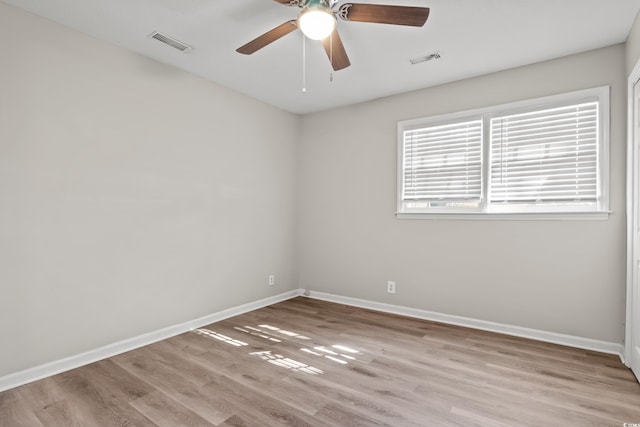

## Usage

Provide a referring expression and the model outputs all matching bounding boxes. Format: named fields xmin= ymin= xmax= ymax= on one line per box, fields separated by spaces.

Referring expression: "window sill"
xmin=395 ymin=211 xmax=611 ymax=221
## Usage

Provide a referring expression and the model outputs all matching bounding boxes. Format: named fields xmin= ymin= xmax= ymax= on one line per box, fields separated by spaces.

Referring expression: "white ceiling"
xmin=3 ymin=0 xmax=639 ymax=114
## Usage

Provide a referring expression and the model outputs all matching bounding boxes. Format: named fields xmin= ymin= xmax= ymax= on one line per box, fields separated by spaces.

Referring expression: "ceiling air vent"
xmin=410 ymin=52 xmax=441 ymax=65
xmin=149 ymin=31 xmax=192 ymax=52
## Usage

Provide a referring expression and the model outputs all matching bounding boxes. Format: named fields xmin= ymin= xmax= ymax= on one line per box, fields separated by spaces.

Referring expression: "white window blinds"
xmin=402 ymin=119 xmax=483 ymax=203
xmin=397 ymin=86 xmax=608 ymax=217
xmin=489 ymin=102 xmax=599 ymax=205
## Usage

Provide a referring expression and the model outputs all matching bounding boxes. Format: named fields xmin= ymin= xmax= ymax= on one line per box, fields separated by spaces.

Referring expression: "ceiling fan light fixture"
xmin=298 ymin=7 xmax=336 ymax=40
xmin=237 ymin=1 xmax=431 ymax=72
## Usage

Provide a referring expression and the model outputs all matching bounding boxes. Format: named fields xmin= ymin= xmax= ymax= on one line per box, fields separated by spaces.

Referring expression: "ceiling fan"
xmin=236 ymin=0 xmax=430 ymax=71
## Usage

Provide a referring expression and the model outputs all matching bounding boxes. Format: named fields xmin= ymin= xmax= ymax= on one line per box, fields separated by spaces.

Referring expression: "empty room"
xmin=2 ymin=0 xmax=640 ymax=425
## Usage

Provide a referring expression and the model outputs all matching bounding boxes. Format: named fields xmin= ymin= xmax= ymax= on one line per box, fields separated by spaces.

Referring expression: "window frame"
xmin=396 ymin=86 xmax=610 ymax=220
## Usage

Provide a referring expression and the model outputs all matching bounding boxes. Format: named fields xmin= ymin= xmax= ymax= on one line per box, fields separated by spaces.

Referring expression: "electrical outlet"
xmin=387 ymin=281 xmax=396 ymax=294
xmin=268 ymin=275 xmax=275 ymax=286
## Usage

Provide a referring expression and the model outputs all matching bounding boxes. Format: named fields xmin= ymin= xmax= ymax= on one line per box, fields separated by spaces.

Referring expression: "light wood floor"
xmin=1 ymin=297 xmax=640 ymax=426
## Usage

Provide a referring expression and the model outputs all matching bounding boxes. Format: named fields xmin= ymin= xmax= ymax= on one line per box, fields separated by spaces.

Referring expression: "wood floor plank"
xmin=0 ymin=389 xmax=45 ymax=427
xmin=129 ymin=391 xmax=215 ymax=427
xmin=199 ymin=374 xmax=333 ymax=427
xmin=33 ymin=400 xmax=84 ymax=427
xmin=313 ymin=401 xmax=391 ymax=427
xmin=2 ymin=297 xmax=640 ymax=426
xmin=282 ymin=368 xmax=429 ymax=426
xmin=134 ymin=340 xmax=222 ymax=387
xmin=194 ymin=352 xmax=329 ymax=416
xmin=52 ymin=365 xmax=158 ymax=426
xmin=112 ymin=348 xmax=235 ymax=424
xmin=13 ymin=377 xmax=66 ymax=411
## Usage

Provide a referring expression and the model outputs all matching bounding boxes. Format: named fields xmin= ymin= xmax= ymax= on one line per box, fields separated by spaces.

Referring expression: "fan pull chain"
xmin=329 ymin=32 xmax=334 ymax=83
xmin=302 ymin=35 xmax=307 ymax=93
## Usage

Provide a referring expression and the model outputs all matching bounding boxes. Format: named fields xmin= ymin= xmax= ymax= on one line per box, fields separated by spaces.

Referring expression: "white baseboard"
xmin=0 ymin=289 xmax=304 ymax=393
xmin=0 ymin=287 xmax=625 ymax=393
xmin=305 ymin=290 xmax=624 ymax=357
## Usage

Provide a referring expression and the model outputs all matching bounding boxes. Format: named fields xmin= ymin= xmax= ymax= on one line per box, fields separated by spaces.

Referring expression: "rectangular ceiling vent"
xmin=410 ymin=52 xmax=441 ymax=65
xmin=149 ymin=31 xmax=192 ymax=52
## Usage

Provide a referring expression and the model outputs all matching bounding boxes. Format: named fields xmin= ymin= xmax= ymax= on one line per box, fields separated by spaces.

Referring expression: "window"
xmin=397 ymin=87 xmax=609 ymax=218
xmin=402 ymin=119 xmax=483 ymax=209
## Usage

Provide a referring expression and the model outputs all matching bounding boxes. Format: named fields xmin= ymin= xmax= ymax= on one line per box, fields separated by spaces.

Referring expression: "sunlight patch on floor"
xmin=193 ymin=329 xmax=248 ymax=347
xmin=193 ymin=323 xmax=364 ymax=372
xmin=250 ymin=351 xmax=324 ymax=375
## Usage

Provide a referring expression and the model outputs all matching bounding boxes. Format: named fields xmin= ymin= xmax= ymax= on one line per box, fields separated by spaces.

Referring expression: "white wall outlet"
xmin=268 ymin=275 xmax=275 ymax=286
xmin=387 ymin=281 xmax=396 ymax=294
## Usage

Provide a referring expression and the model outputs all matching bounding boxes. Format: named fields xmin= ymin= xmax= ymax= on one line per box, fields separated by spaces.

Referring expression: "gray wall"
xmin=298 ymin=45 xmax=627 ymax=343
xmin=627 ymin=10 xmax=640 ymax=74
xmin=0 ymin=3 xmax=298 ymax=377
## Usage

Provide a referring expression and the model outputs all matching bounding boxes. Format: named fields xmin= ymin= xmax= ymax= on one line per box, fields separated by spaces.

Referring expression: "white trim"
xmin=0 ymin=287 xmax=626 ymax=393
xmin=0 ymin=289 xmax=304 ymax=393
xmin=306 ymin=291 xmax=623 ymax=356
xmin=626 ymin=58 xmax=640 ymax=367
xmin=396 ymin=211 xmax=610 ymax=221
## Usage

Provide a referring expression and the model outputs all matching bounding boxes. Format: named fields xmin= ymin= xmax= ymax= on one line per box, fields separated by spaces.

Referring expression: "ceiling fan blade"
xmin=338 ymin=4 xmax=430 ymax=27
xmin=322 ymin=29 xmax=351 ymax=71
xmin=236 ymin=20 xmax=298 ymax=55
xmin=272 ymin=0 xmax=302 ymax=5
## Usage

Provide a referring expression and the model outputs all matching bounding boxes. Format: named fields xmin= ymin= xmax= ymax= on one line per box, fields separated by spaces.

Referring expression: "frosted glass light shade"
xmin=298 ymin=8 xmax=336 ymax=40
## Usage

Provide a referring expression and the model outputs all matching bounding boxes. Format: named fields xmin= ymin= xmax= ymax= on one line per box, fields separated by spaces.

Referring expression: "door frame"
xmin=625 ymin=57 xmax=640 ymax=374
